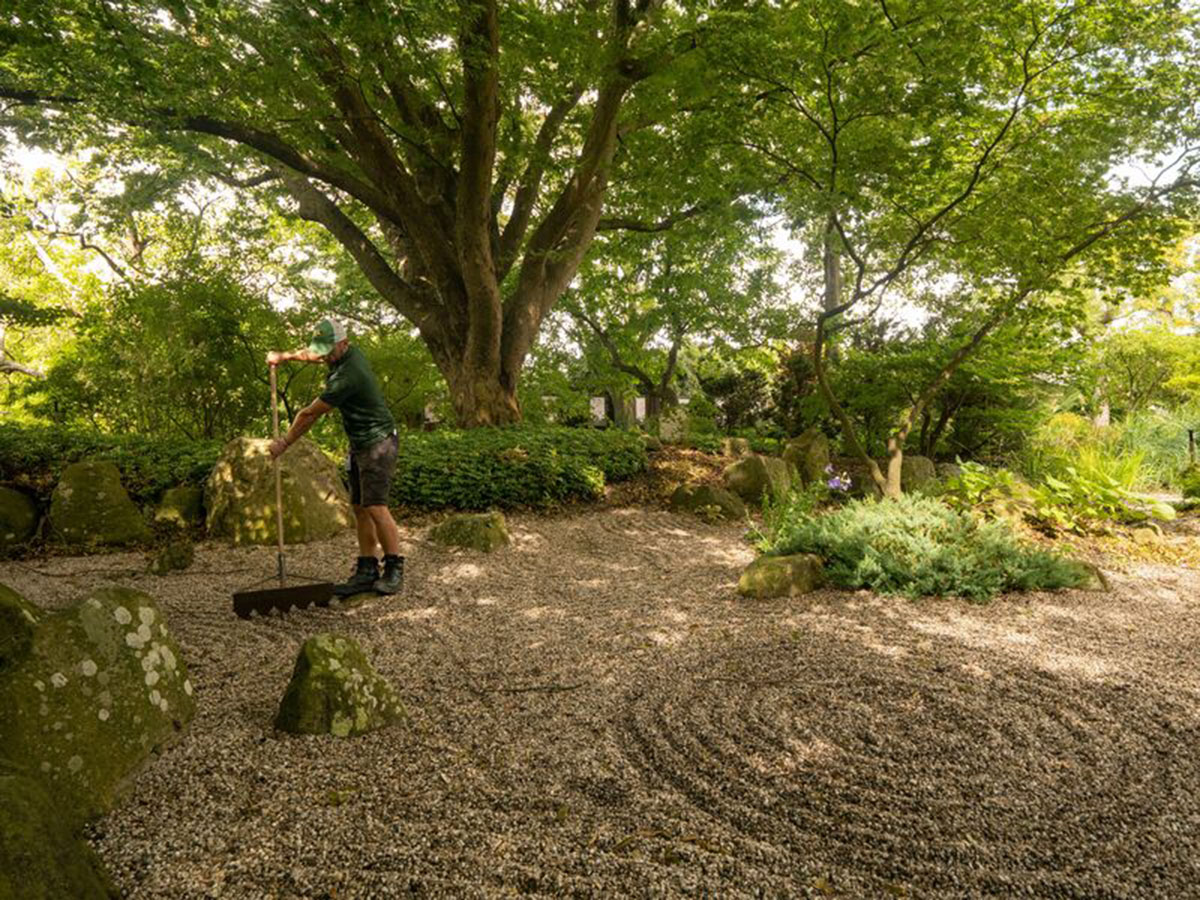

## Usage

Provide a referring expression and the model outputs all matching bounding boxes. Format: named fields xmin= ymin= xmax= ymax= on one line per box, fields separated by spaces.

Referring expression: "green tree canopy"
xmin=2 ymin=0 xmax=754 ymax=425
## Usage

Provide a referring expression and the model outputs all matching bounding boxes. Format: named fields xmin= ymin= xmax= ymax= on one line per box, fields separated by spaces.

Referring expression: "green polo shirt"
xmin=320 ymin=345 xmax=395 ymax=450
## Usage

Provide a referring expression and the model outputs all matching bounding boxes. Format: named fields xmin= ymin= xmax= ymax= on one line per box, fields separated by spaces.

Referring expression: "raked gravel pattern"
xmin=3 ymin=507 xmax=1199 ymax=898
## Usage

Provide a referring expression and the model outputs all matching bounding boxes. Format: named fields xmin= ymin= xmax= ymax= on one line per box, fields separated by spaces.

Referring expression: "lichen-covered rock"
xmin=722 ymin=437 xmax=753 ymax=458
xmin=429 ymin=511 xmax=510 ymax=552
xmin=782 ymin=427 xmax=830 ymax=487
xmin=0 ymin=486 xmax=38 ymax=552
xmin=148 ymin=539 xmax=194 ymax=576
xmin=0 ymin=763 xmax=116 ymax=899
xmin=274 ymin=634 xmax=404 ymax=737
xmin=0 ymin=582 xmax=40 ymax=673
xmin=737 ymin=554 xmax=825 ymax=599
xmin=669 ymin=484 xmax=746 ymax=521
xmin=154 ymin=485 xmax=205 ymax=530
xmin=723 ymin=455 xmax=792 ymax=504
xmin=48 ymin=461 xmax=151 ymax=548
xmin=205 ymin=437 xmax=352 ymax=546
xmin=642 ymin=434 xmax=664 ymax=452
xmin=0 ymin=586 xmax=195 ymax=822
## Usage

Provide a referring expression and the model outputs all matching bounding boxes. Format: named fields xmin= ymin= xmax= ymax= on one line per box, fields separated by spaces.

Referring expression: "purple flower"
xmin=827 ymin=475 xmax=850 ymax=492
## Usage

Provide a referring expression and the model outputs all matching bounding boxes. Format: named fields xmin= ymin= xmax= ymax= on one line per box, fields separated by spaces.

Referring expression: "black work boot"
xmin=374 ymin=554 xmax=404 ymax=595
xmin=334 ymin=556 xmax=380 ymax=597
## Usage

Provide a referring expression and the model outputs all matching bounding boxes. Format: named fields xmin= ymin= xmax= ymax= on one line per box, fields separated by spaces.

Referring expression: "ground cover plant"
xmin=944 ymin=460 xmax=1176 ymax=535
xmin=0 ymin=424 xmax=223 ymax=506
xmin=760 ymin=493 xmax=1091 ymax=602
xmin=388 ymin=426 xmax=646 ymax=510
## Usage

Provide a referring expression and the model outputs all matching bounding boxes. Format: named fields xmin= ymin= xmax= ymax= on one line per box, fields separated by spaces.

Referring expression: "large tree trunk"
xmin=442 ymin=359 xmax=522 ymax=427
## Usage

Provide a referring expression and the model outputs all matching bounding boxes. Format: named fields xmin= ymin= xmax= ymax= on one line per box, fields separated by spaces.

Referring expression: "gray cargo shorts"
xmin=347 ymin=432 xmax=398 ymax=507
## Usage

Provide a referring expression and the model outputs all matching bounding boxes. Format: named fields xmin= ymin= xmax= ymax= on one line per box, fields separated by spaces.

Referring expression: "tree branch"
xmin=497 ymin=88 xmax=583 ymax=280
xmin=274 ymin=167 xmax=439 ymax=332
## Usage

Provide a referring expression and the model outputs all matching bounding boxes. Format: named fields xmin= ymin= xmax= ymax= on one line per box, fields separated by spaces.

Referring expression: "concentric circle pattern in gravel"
xmin=3 ymin=507 xmax=1198 ymax=898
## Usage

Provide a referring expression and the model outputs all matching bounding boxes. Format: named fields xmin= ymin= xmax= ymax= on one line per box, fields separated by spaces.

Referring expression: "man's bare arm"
xmin=270 ymin=398 xmax=334 ymax=457
xmin=267 ymin=349 xmax=326 ymax=366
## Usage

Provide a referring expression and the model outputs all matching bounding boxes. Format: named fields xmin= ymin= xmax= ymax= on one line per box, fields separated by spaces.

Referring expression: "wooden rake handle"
xmin=269 ymin=364 xmax=286 ymax=581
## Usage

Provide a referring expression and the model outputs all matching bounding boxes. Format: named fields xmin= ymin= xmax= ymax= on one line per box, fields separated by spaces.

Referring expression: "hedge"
xmin=392 ymin=426 xmax=646 ymax=509
xmin=0 ymin=423 xmax=647 ymax=511
xmin=0 ymin=425 xmax=221 ymax=506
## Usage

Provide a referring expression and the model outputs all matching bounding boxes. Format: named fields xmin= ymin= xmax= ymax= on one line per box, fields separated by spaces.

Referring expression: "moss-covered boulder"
xmin=642 ymin=434 xmax=664 ymax=452
xmin=1070 ymin=561 xmax=1109 ymax=592
xmin=722 ymin=437 xmax=753 ymax=458
xmin=274 ymin=634 xmax=404 ymax=737
xmin=935 ymin=462 xmax=963 ymax=483
xmin=0 ymin=586 xmax=195 ymax=823
xmin=782 ymin=427 xmax=830 ymax=487
xmin=0 ymin=583 xmax=40 ymax=673
xmin=723 ymin=454 xmax=792 ymax=504
xmin=669 ymin=484 xmax=746 ymax=521
xmin=48 ymin=461 xmax=151 ymax=548
xmin=154 ymin=485 xmax=205 ymax=530
xmin=205 ymin=437 xmax=352 ymax=546
xmin=0 ymin=486 xmax=38 ymax=552
xmin=0 ymin=763 xmax=116 ymax=899
xmin=1180 ymin=464 xmax=1200 ymax=500
xmin=148 ymin=539 xmax=194 ymax=576
xmin=737 ymin=554 xmax=825 ymax=599
xmin=901 ymin=455 xmax=938 ymax=493
xmin=429 ymin=511 xmax=510 ymax=552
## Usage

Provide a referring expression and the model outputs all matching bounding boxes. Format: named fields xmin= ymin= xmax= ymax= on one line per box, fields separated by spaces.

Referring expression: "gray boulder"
xmin=782 ymin=427 xmax=830 ymax=487
xmin=274 ymin=634 xmax=404 ymax=737
xmin=0 ymin=486 xmax=38 ymax=552
xmin=738 ymin=554 xmax=825 ymax=599
xmin=723 ymin=454 xmax=792 ymax=504
xmin=0 ymin=584 xmax=195 ymax=823
xmin=429 ymin=511 xmax=510 ymax=552
xmin=669 ymin=484 xmax=746 ymax=521
xmin=49 ymin=461 xmax=151 ymax=547
xmin=205 ymin=437 xmax=352 ymax=546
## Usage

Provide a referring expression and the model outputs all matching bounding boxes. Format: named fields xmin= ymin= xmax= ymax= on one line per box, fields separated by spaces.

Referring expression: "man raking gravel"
xmin=267 ymin=318 xmax=404 ymax=596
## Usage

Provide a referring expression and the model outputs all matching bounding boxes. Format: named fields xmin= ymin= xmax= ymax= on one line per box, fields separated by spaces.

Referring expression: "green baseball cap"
xmin=307 ymin=318 xmax=347 ymax=355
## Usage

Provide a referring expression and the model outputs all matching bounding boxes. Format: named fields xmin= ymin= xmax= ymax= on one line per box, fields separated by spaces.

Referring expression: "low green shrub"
xmin=0 ymin=425 xmax=221 ymax=505
xmin=763 ymin=494 xmax=1091 ymax=601
xmin=685 ymin=432 xmax=724 ymax=455
xmin=392 ymin=426 xmax=646 ymax=509
xmin=752 ymin=481 xmax=829 ymax=551
xmin=728 ymin=427 xmax=783 ymax=456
